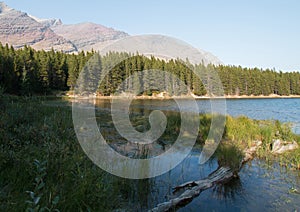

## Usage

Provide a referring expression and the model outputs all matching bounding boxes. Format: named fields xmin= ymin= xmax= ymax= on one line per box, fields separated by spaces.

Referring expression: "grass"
xmin=215 ymin=142 xmax=244 ymax=172
xmin=0 ymin=96 xmax=128 ymax=211
xmin=0 ymin=96 xmax=299 ymax=210
xmin=198 ymin=114 xmax=300 ymax=172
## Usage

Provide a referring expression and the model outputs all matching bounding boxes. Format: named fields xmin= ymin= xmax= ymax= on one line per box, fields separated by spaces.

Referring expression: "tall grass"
xmin=200 ymin=114 xmax=300 ymax=171
xmin=0 ymin=96 xmax=299 ymax=210
xmin=0 ymin=96 xmax=129 ymax=211
xmin=223 ymin=115 xmax=300 ymax=169
xmin=215 ymin=142 xmax=244 ymax=172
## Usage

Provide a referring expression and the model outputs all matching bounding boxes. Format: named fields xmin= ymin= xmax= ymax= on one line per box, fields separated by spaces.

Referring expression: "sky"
xmin=3 ymin=0 xmax=300 ymax=71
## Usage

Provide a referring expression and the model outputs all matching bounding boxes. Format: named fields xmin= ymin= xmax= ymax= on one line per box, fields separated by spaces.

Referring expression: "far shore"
xmin=62 ymin=93 xmax=300 ymax=100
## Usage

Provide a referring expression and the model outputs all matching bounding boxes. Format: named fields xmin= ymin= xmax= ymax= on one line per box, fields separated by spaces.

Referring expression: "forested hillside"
xmin=0 ymin=43 xmax=299 ymax=96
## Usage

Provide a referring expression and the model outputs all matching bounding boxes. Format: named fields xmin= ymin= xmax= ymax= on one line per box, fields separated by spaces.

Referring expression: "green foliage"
xmin=1 ymin=43 xmax=300 ymax=96
xmin=224 ymin=115 xmax=299 ymax=147
xmin=215 ymin=143 xmax=244 ymax=172
xmin=225 ymin=116 xmax=261 ymax=146
xmin=278 ymin=148 xmax=300 ymax=169
xmin=0 ymin=97 xmax=124 ymax=211
xmin=25 ymin=160 xmax=60 ymax=212
xmin=198 ymin=114 xmax=212 ymax=143
xmin=223 ymin=115 xmax=300 ymax=170
xmin=274 ymin=120 xmax=296 ymax=141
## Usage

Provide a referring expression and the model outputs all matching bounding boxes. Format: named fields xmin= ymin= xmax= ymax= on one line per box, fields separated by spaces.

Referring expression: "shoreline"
xmin=222 ymin=94 xmax=300 ymax=99
xmin=62 ymin=93 xmax=300 ymax=100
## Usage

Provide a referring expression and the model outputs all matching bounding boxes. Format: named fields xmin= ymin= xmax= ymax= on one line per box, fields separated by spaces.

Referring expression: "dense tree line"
xmin=0 ymin=43 xmax=299 ymax=96
xmin=0 ymin=43 xmax=94 ymax=95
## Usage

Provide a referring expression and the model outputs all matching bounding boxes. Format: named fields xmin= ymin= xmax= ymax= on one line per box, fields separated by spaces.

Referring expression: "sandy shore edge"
xmin=62 ymin=93 xmax=300 ymax=100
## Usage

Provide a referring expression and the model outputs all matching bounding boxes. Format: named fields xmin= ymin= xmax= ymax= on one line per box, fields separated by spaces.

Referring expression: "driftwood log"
xmin=150 ymin=166 xmax=233 ymax=212
xmin=150 ymin=140 xmax=263 ymax=212
xmin=150 ymin=139 xmax=299 ymax=211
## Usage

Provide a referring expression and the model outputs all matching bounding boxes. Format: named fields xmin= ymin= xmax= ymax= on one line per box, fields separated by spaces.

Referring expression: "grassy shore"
xmin=0 ymin=95 xmax=299 ymax=210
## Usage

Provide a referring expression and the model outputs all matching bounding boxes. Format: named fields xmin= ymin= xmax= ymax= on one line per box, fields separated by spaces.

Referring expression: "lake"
xmin=62 ymin=98 xmax=300 ymax=211
xmin=90 ymin=97 xmax=300 ymax=134
xmin=117 ymin=98 xmax=300 ymax=134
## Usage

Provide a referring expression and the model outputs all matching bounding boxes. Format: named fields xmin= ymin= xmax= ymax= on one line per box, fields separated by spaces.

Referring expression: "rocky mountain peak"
xmin=0 ymin=2 xmax=223 ymax=65
xmin=0 ymin=2 xmax=12 ymax=13
xmin=28 ymin=15 xmax=62 ymax=27
xmin=51 ymin=22 xmax=129 ymax=51
xmin=0 ymin=2 xmax=76 ymax=52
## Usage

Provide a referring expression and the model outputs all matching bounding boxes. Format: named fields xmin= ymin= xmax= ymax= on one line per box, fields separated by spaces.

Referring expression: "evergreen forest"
xmin=1 ymin=43 xmax=300 ymax=96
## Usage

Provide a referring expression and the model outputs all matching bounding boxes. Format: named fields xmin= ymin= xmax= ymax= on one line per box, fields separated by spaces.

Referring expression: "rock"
xmin=271 ymin=139 xmax=298 ymax=154
xmin=271 ymin=139 xmax=282 ymax=152
xmin=242 ymin=140 xmax=262 ymax=164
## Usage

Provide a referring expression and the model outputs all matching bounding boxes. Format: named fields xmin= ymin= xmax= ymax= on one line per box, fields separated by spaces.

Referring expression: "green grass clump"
xmin=225 ymin=116 xmax=261 ymax=147
xmin=204 ymin=114 xmax=300 ymax=171
xmin=215 ymin=142 xmax=244 ymax=172
xmin=279 ymin=148 xmax=300 ymax=169
xmin=225 ymin=116 xmax=299 ymax=147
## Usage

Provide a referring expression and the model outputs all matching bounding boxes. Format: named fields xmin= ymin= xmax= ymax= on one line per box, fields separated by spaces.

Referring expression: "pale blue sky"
xmin=4 ymin=0 xmax=300 ymax=71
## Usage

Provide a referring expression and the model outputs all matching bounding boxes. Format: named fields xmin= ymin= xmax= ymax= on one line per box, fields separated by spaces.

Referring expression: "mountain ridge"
xmin=0 ymin=2 xmax=77 ymax=52
xmin=51 ymin=22 xmax=129 ymax=51
xmin=0 ymin=2 xmax=223 ymax=65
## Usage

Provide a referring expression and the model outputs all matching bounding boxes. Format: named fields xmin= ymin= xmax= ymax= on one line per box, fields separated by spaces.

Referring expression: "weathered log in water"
xmin=150 ymin=166 xmax=233 ymax=212
xmin=150 ymin=141 xmax=263 ymax=212
xmin=150 ymin=139 xmax=300 ymax=211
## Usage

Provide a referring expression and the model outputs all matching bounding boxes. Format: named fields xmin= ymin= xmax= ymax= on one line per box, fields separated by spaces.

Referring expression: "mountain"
xmin=198 ymin=49 xmax=223 ymax=66
xmin=51 ymin=22 xmax=129 ymax=51
xmin=28 ymin=15 xmax=62 ymax=28
xmin=0 ymin=2 xmax=223 ymax=65
xmin=99 ymin=35 xmax=223 ymax=65
xmin=0 ymin=2 xmax=128 ymax=53
xmin=0 ymin=2 xmax=76 ymax=52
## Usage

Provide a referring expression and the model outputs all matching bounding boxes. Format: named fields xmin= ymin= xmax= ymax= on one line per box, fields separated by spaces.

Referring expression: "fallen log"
xmin=150 ymin=167 xmax=233 ymax=212
xmin=172 ymin=166 xmax=233 ymax=193
xmin=150 ymin=138 xmax=300 ymax=211
xmin=150 ymin=140 xmax=263 ymax=212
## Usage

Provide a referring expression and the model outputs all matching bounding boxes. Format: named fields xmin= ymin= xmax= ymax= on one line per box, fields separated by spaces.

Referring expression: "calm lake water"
xmin=121 ymin=98 xmax=300 ymax=134
xmin=55 ymin=98 xmax=300 ymax=211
